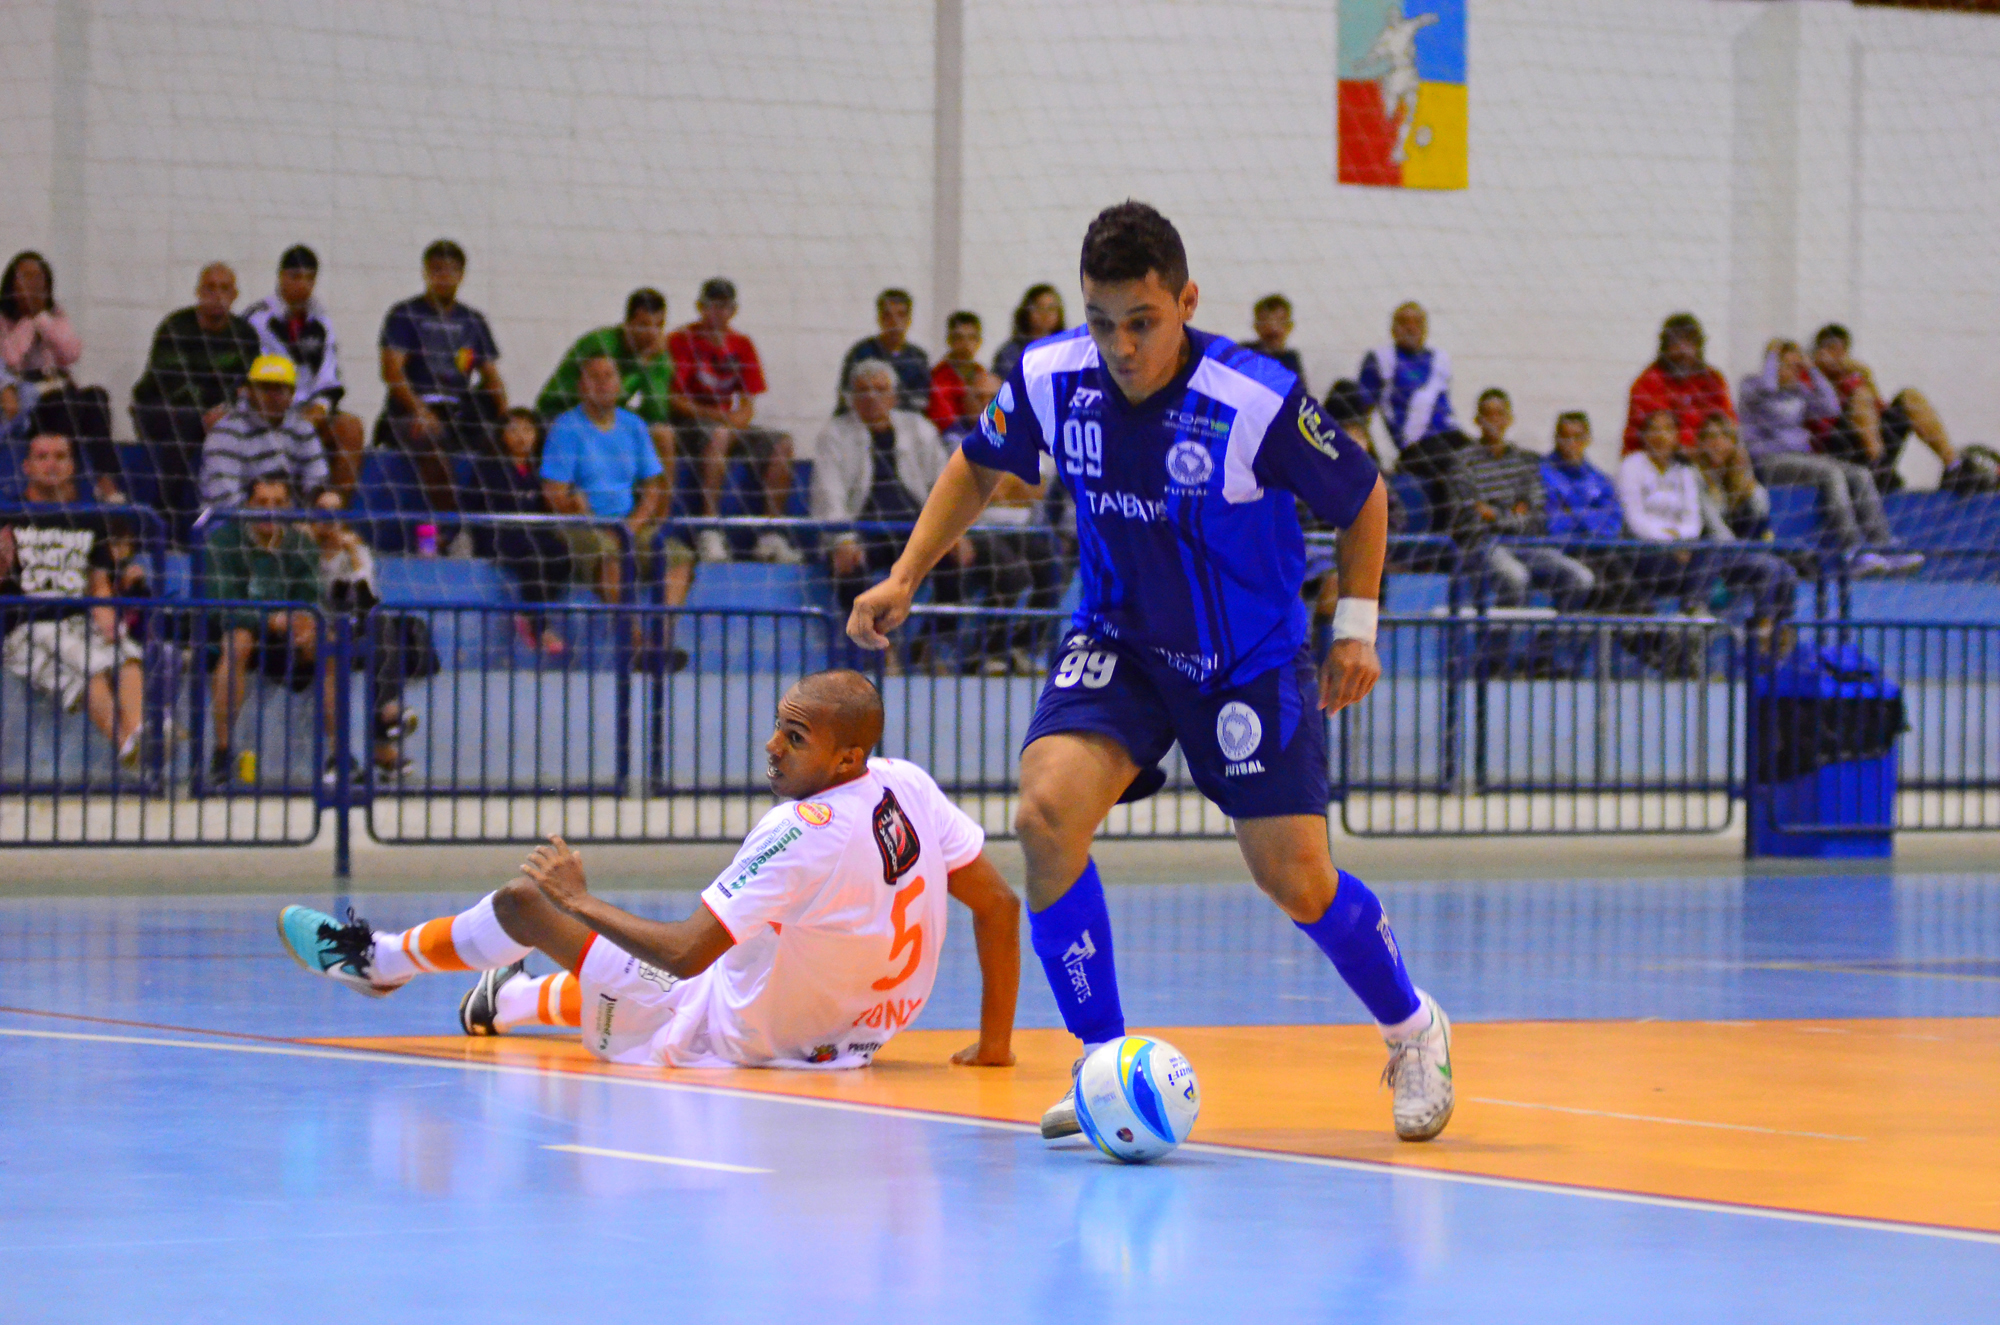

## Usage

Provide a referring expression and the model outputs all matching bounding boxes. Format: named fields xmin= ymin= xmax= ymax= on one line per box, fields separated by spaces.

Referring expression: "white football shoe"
xmin=1382 ymin=991 xmax=1454 ymax=1141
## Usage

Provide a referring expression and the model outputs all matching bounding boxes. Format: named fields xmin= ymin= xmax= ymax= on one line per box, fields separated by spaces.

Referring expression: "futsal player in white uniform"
xmin=277 ymin=670 xmax=1021 ymax=1071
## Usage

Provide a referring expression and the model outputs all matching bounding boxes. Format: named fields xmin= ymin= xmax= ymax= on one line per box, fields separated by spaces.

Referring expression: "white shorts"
xmin=577 ymin=934 xmax=713 ymax=1067
xmin=3 ymin=617 xmax=142 ymax=712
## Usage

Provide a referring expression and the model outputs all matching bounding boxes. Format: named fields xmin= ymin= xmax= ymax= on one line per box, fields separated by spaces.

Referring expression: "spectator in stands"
xmin=199 ymin=355 xmax=337 ymax=515
xmin=538 ymin=287 xmax=678 ymax=473
xmin=1691 ymin=412 xmax=1771 ymax=541
xmin=204 ymin=475 xmax=334 ymax=784
xmin=130 ymin=263 xmax=262 ymax=539
xmin=929 ymin=311 xmax=986 ymax=433
xmin=1453 ymin=389 xmax=1594 ymax=611
xmin=463 ymin=408 xmax=573 ymax=656
xmin=1810 ymin=323 xmax=1962 ymax=492
xmin=1618 ymin=410 xmax=1797 ymax=653
xmin=0 ymin=432 xmax=146 ymax=767
xmin=378 ymin=239 xmax=507 ymax=516
xmin=1738 ymin=340 xmax=1918 ymax=575
xmin=812 ymin=359 xmax=972 ymax=657
xmin=0 ymin=251 xmax=120 ymax=501
xmin=244 ymin=245 xmax=365 ymax=502
xmin=540 ymin=354 xmax=688 ymax=671
xmin=665 ymin=278 xmax=797 ymax=565
xmin=1251 ymin=294 xmax=1306 ymax=390
xmin=1355 ymin=301 xmax=1455 ymax=456
xmin=1540 ymin=411 xmax=1654 ymax=616
xmin=1623 ymin=312 xmax=1733 ymax=453
xmin=310 ymin=517 xmax=432 ymax=779
xmin=991 ymin=283 xmax=1066 ymax=382
xmin=837 ymin=288 xmax=930 ymax=414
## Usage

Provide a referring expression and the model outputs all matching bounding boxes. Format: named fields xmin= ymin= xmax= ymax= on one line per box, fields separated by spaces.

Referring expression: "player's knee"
xmin=492 ymin=876 xmax=543 ymax=933
xmin=1013 ymin=786 xmax=1075 ymax=854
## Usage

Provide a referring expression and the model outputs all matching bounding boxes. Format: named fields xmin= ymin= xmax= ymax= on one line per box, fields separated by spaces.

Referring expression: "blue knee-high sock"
xmin=1028 ymin=858 xmax=1126 ymax=1047
xmin=1295 ymin=870 xmax=1421 ymax=1027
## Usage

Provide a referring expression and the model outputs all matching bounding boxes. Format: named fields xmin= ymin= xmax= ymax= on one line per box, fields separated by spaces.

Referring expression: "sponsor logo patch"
xmin=1297 ymin=398 xmax=1342 ymax=460
xmin=978 ymin=397 xmax=1007 ymax=442
xmin=1063 ymin=930 xmax=1096 ymax=1002
xmin=795 ymin=801 xmax=833 ymax=827
xmin=871 ymin=788 xmax=922 ymax=885
xmin=1069 ymin=386 xmax=1102 ymax=409
xmin=807 ymin=1043 xmax=838 ymax=1064
xmin=1216 ymin=701 xmax=1264 ymax=762
xmin=717 ymin=824 xmax=802 ymax=896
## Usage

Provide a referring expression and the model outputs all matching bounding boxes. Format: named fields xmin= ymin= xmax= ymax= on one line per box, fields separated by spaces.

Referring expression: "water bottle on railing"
xmin=414 ymin=522 xmax=439 ymax=557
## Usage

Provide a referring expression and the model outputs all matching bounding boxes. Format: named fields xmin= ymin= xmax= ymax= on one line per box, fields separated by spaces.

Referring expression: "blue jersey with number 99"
xmin=959 ymin=326 xmax=1379 ymax=691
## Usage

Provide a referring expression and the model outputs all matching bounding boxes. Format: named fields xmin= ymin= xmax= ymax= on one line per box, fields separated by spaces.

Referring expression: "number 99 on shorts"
xmin=1052 ymin=643 xmax=1117 ymax=690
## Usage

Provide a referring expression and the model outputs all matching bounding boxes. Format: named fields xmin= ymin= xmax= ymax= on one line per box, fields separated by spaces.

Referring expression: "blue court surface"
xmin=3 ymin=866 xmax=1998 ymax=1322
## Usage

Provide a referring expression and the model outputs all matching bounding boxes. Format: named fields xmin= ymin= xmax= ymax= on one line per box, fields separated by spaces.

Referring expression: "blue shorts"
xmin=1022 ymin=631 xmax=1329 ymax=820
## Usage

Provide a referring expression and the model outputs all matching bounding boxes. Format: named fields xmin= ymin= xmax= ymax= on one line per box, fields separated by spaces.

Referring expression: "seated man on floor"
xmin=275 ymin=670 xmax=1021 ymax=1072
xmin=0 ymin=432 xmax=147 ymax=768
xmin=1810 ymin=323 xmax=1961 ymax=493
xmin=129 ymin=262 xmax=263 ymax=539
xmin=204 ymin=475 xmax=337 ymax=784
xmin=540 ymin=353 xmax=690 ymax=671
xmin=1453 ymin=388 xmax=1595 ymax=611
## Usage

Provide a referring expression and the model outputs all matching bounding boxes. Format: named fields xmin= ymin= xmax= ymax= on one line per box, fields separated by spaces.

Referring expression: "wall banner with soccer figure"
xmin=1337 ymin=0 xmax=1467 ymax=190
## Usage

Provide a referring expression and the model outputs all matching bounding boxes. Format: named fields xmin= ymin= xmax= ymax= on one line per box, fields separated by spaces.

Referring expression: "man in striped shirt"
xmin=198 ymin=354 xmax=338 ymax=515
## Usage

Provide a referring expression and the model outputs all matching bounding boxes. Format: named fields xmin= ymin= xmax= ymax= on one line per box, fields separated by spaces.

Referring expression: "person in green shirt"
xmin=536 ymin=288 xmax=682 ymax=479
xmin=205 ymin=474 xmax=333 ymax=783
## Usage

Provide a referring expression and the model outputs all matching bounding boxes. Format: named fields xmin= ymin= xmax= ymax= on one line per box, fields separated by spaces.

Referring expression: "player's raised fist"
xmin=523 ymin=834 xmax=589 ymax=910
xmin=846 ymin=577 xmax=914 ymax=650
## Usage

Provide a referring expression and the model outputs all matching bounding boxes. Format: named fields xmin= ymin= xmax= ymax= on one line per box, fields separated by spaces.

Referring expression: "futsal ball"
xmin=1073 ymin=1035 xmax=1200 ymax=1163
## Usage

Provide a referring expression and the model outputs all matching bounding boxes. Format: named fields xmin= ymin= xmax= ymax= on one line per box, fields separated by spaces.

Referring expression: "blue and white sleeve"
xmin=955 ymin=366 xmax=1045 ymax=485
xmin=1253 ymin=389 xmax=1382 ymax=530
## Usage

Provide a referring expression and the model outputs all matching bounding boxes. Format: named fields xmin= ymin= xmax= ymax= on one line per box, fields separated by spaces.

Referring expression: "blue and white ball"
xmin=1074 ymin=1035 xmax=1200 ymax=1163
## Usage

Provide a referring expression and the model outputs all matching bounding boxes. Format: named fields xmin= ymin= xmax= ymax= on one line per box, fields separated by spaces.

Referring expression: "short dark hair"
xmin=1554 ymin=410 xmax=1591 ymax=433
xmin=1477 ymin=387 xmax=1510 ymax=410
xmin=700 ymin=277 xmax=737 ymax=304
xmin=876 ymin=288 xmax=913 ymax=311
xmin=1322 ymin=379 xmax=1368 ymax=425
xmin=26 ymin=431 xmax=75 ymax=462
xmin=1657 ymin=312 xmax=1704 ymax=359
xmin=625 ymin=287 xmax=667 ymax=321
xmin=1080 ymin=201 xmax=1188 ymax=293
xmin=422 ymin=238 xmax=467 ymax=268
xmin=278 ymin=244 xmax=318 ymax=274
xmin=0 ymin=251 xmax=54 ymax=321
xmin=1814 ymin=323 xmax=1851 ymax=349
xmin=946 ymin=310 xmax=981 ymax=333
xmin=1253 ymin=293 xmax=1292 ymax=317
xmin=249 ymin=473 xmax=295 ymax=502
xmin=503 ymin=406 xmax=545 ymax=451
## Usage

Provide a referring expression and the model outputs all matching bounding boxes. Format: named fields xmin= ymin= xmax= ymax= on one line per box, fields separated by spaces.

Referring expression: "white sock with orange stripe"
xmin=367 ymin=893 xmax=532 ymax=984
xmin=493 ymin=970 xmax=582 ymax=1031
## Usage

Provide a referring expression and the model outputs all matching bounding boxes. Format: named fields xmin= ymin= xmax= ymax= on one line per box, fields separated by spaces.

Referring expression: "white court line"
xmin=1466 ymin=1096 xmax=1867 ymax=1142
xmin=543 ymin=1143 xmax=770 ymax=1174
xmin=5 ymin=1025 xmax=1995 ymax=1248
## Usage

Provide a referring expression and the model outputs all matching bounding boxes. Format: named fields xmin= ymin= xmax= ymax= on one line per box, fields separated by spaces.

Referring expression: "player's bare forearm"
xmin=947 ymin=853 xmax=1020 ymax=1067
xmin=847 ymin=451 xmax=1003 ymax=649
xmin=523 ymin=835 xmax=733 ymax=978
xmin=1321 ymin=478 xmax=1387 ymax=713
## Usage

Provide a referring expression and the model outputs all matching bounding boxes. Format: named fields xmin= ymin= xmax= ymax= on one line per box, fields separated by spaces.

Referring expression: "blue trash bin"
xmin=1747 ymin=644 xmax=1907 ymax=859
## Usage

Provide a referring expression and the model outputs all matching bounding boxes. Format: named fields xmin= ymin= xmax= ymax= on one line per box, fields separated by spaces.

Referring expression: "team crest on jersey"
xmin=1165 ymin=440 xmax=1215 ymax=489
xmin=871 ymin=788 xmax=922 ymax=885
xmin=796 ymin=801 xmax=834 ymax=827
xmin=1216 ymin=701 xmax=1264 ymax=763
xmin=1297 ymin=398 xmax=1341 ymax=460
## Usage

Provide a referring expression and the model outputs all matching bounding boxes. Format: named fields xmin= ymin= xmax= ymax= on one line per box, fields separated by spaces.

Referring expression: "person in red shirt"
xmin=928 ymin=311 xmax=985 ymax=432
xmin=1623 ymin=312 xmax=1734 ymax=453
xmin=665 ymin=278 xmax=798 ymax=564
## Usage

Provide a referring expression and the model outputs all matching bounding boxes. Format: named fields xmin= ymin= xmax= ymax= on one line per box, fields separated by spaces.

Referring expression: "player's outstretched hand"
xmin=1319 ymin=639 xmax=1382 ymax=714
xmin=523 ymin=833 xmax=590 ymax=912
xmin=950 ymin=1040 xmax=1016 ymax=1067
xmin=847 ymin=577 xmax=914 ymax=650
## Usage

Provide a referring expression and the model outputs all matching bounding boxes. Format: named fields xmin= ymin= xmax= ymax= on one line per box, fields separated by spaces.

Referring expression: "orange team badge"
xmin=796 ymin=802 xmax=834 ymax=827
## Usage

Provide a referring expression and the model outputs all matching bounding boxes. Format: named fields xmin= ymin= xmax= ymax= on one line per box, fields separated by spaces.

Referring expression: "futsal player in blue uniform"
xmin=847 ymin=202 xmax=1453 ymax=1142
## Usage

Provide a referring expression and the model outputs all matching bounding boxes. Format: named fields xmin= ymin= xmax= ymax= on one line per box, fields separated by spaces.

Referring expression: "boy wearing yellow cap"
xmin=199 ymin=353 xmax=341 ymax=514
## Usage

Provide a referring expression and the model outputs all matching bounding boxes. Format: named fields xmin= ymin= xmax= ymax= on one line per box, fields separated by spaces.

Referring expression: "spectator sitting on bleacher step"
xmin=463 ymin=408 xmax=572 ymax=657
xmin=1810 ymin=323 xmax=1961 ymax=494
xmin=1738 ymin=340 xmax=1920 ymax=577
xmin=1355 ymin=300 xmax=1454 ymax=458
xmin=1251 ymin=294 xmax=1306 ymax=393
xmin=243 ymin=245 xmax=366 ymax=505
xmin=1541 ymin=411 xmax=1652 ymax=616
xmin=1452 ymin=388 xmax=1594 ymax=612
xmin=1690 ymin=412 xmax=1771 ymax=542
xmin=377 ymin=239 xmax=508 ymax=518
xmin=837 ymin=288 xmax=931 ymax=417
xmin=199 ymin=354 xmax=339 ymax=516
xmin=1623 ymin=312 xmax=1733 ymax=454
xmin=130 ymin=262 xmax=262 ymax=540
xmin=1 ymin=251 xmax=121 ymax=503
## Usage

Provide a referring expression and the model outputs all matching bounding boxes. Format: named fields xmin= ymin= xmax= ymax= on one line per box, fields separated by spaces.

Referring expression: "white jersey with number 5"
xmin=603 ymin=758 xmax=983 ymax=1069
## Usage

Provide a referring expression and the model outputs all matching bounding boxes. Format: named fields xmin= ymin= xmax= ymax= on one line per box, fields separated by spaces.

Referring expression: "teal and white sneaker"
xmin=1383 ymin=991 xmax=1454 ymax=1141
xmin=277 ymin=905 xmax=408 ymax=998
xmin=458 ymin=960 xmax=526 ymax=1036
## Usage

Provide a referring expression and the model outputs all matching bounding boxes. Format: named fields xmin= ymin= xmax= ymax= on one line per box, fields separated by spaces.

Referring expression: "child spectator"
xmin=929 ymin=311 xmax=986 ymax=433
xmin=1623 ymin=312 xmax=1734 ymax=453
xmin=1691 ymin=412 xmax=1771 ymax=541
xmin=311 ymin=519 xmax=433 ymax=779
xmin=0 ymin=251 xmax=121 ymax=501
xmin=1251 ymin=294 xmax=1306 ymax=391
xmin=1454 ymin=389 xmax=1594 ymax=611
xmin=991 ymin=284 xmax=1065 ymax=382
xmin=463 ymin=408 xmax=573 ymax=656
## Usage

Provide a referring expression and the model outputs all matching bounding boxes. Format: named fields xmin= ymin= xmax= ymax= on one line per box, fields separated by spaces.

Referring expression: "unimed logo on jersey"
xmin=871 ymin=789 xmax=921 ymax=884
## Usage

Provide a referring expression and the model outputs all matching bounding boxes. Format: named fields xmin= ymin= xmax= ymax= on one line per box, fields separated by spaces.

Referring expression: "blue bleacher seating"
xmin=1764 ymin=484 xmax=1825 ymax=546
xmin=115 ymin=442 xmax=162 ymax=514
xmin=352 ymin=450 xmax=431 ymax=551
xmin=1390 ymin=470 xmax=1430 ymax=535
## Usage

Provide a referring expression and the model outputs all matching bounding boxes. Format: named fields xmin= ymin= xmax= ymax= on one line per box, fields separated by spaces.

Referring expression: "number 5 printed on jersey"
xmin=872 ymin=876 xmax=925 ymax=991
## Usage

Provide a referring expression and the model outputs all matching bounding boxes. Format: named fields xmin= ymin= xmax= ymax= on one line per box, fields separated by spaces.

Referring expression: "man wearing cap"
xmin=130 ymin=262 xmax=264 ymax=538
xmin=377 ymin=239 xmax=507 ymax=514
xmin=243 ymin=245 xmax=365 ymax=501
xmin=199 ymin=354 xmax=337 ymax=514
xmin=667 ymin=277 xmax=796 ymax=564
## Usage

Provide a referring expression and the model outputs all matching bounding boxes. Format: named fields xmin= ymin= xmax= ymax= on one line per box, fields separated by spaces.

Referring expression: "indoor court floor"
xmin=3 ymin=860 xmax=1997 ymax=1321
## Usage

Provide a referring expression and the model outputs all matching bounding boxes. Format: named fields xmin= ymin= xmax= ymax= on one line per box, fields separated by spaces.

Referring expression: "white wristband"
xmin=1331 ymin=598 xmax=1379 ymax=645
